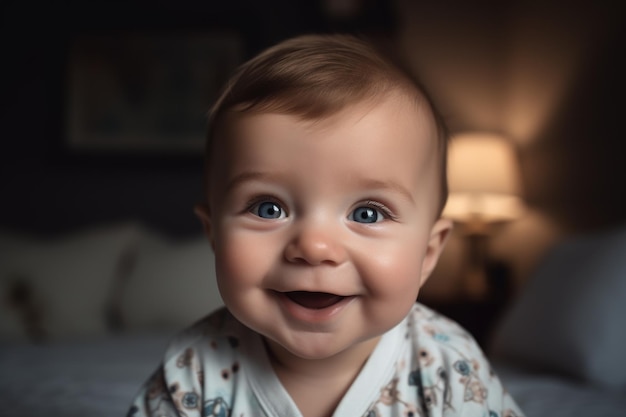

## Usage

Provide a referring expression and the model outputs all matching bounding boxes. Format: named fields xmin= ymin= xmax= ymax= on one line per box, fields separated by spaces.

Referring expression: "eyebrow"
xmin=356 ymin=178 xmax=415 ymax=204
xmin=225 ymin=171 xmax=415 ymax=204
xmin=225 ymin=171 xmax=280 ymax=194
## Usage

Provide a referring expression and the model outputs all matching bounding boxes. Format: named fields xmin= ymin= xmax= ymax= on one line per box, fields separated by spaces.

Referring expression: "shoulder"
xmin=129 ymin=309 xmax=254 ymax=416
xmin=157 ymin=308 xmax=251 ymax=415
xmin=128 ymin=307 xmax=250 ymax=416
xmin=404 ymin=303 xmax=524 ymax=416
xmin=164 ymin=307 xmax=244 ymax=365
xmin=161 ymin=307 xmax=249 ymax=389
xmin=408 ymin=302 xmax=480 ymax=357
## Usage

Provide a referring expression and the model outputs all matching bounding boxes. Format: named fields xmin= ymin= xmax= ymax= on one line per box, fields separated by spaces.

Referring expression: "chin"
xmin=288 ymin=343 xmax=342 ymax=360
xmin=269 ymin=331 xmax=350 ymax=361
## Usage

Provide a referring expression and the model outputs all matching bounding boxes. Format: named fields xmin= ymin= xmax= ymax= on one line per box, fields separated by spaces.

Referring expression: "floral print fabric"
xmin=128 ymin=304 xmax=524 ymax=417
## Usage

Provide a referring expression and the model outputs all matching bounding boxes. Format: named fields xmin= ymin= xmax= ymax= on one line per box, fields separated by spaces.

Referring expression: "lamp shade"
xmin=444 ymin=132 xmax=524 ymax=223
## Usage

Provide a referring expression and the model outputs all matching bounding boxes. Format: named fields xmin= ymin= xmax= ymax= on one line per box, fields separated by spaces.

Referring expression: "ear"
xmin=419 ymin=217 xmax=453 ymax=286
xmin=194 ymin=203 xmax=215 ymax=250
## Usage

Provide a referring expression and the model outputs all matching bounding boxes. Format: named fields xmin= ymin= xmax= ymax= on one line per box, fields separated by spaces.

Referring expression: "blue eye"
xmin=250 ymin=201 xmax=285 ymax=219
xmin=350 ymin=206 xmax=383 ymax=224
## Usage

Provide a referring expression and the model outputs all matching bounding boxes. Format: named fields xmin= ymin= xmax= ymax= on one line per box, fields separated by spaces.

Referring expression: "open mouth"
xmin=284 ymin=291 xmax=346 ymax=310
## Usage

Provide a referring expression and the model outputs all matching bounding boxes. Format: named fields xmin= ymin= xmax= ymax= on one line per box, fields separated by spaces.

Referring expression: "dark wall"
xmin=0 ymin=0 xmax=394 ymax=236
xmin=2 ymin=0 xmax=624 ymax=238
xmin=1 ymin=1 xmax=209 ymax=236
xmin=520 ymin=21 xmax=626 ymax=233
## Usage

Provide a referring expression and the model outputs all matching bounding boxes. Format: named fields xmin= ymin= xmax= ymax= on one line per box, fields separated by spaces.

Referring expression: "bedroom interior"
xmin=1 ymin=0 xmax=625 ymax=415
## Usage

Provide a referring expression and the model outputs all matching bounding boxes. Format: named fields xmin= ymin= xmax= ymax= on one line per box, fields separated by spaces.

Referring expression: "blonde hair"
xmin=206 ymin=34 xmax=449 ymax=214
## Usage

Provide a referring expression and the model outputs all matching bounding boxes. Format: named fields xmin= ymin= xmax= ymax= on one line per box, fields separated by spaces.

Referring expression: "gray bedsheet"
xmin=1 ymin=337 xmax=625 ymax=417
xmin=497 ymin=364 xmax=626 ymax=417
xmin=0 ymin=333 xmax=172 ymax=417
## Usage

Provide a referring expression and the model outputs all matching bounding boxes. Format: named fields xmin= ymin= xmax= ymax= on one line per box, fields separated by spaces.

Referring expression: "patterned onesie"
xmin=128 ymin=303 xmax=524 ymax=417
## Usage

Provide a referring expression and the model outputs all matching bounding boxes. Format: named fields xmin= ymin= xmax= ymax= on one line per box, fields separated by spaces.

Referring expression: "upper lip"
xmin=272 ymin=289 xmax=353 ymax=297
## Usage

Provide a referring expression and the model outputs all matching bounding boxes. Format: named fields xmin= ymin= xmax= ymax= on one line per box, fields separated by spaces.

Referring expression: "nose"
xmin=284 ymin=219 xmax=348 ymax=266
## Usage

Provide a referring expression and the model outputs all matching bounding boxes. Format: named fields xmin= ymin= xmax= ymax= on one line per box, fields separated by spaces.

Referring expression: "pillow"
xmin=120 ymin=231 xmax=223 ymax=331
xmin=0 ymin=284 xmax=29 ymax=342
xmin=0 ymin=224 xmax=141 ymax=341
xmin=490 ymin=225 xmax=626 ymax=390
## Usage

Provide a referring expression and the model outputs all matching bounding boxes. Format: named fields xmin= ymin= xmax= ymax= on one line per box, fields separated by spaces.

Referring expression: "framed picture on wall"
xmin=66 ymin=32 xmax=244 ymax=155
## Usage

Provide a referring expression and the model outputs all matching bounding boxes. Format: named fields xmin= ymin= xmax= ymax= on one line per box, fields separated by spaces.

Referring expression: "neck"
xmin=264 ymin=337 xmax=381 ymax=417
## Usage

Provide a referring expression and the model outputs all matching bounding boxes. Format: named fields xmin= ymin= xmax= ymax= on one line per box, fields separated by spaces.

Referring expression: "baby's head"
xmin=205 ymin=34 xmax=449 ymax=216
xmin=196 ymin=34 xmax=453 ymax=362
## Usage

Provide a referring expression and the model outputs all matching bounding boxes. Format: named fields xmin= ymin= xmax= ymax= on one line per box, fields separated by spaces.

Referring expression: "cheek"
xmin=363 ymin=238 xmax=428 ymax=297
xmin=213 ymin=228 xmax=280 ymax=296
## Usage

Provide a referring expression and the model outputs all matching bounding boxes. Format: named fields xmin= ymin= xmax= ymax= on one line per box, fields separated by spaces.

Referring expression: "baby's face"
xmin=201 ymin=95 xmax=451 ymax=362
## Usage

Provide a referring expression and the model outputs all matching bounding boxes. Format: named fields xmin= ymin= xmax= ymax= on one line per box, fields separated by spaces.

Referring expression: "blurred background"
xmin=1 ymin=0 xmax=625 ymax=343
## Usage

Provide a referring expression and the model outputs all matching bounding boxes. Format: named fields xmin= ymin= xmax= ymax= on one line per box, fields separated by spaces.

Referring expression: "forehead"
xmin=214 ymin=93 xmax=437 ymax=158
xmin=209 ymin=95 xmax=440 ymax=206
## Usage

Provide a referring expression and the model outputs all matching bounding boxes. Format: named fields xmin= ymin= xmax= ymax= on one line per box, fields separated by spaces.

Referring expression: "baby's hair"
xmin=206 ymin=34 xmax=449 ymax=215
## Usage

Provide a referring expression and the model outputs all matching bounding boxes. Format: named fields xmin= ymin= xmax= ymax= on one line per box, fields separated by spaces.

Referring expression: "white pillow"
xmin=0 ymin=224 xmax=141 ymax=341
xmin=490 ymin=225 xmax=626 ymax=391
xmin=120 ymin=231 xmax=223 ymax=331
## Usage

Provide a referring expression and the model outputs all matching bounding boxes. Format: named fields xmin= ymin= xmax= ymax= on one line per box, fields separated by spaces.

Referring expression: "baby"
xmin=128 ymin=34 xmax=524 ymax=417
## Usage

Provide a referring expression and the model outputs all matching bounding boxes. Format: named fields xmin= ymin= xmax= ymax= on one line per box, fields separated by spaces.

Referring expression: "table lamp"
xmin=443 ymin=132 xmax=524 ymax=299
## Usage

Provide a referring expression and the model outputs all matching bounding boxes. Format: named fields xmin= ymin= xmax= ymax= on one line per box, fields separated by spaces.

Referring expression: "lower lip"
xmin=275 ymin=292 xmax=355 ymax=324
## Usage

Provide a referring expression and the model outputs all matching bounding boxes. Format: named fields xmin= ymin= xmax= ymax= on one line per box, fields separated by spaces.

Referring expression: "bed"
xmin=1 ymin=223 xmax=625 ymax=416
xmin=0 ymin=223 xmax=224 ymax=416
xmin=488 ymin=224 xmax=626 ymax=416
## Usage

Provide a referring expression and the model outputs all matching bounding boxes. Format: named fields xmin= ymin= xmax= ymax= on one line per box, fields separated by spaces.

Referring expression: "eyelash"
xmin=361 ymin=200 xmax=397 ymax=221
xmin=242 ymin=196 xmax=397 ymax=220
xmin=244 ymin=195 xmax=287 ymax=214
